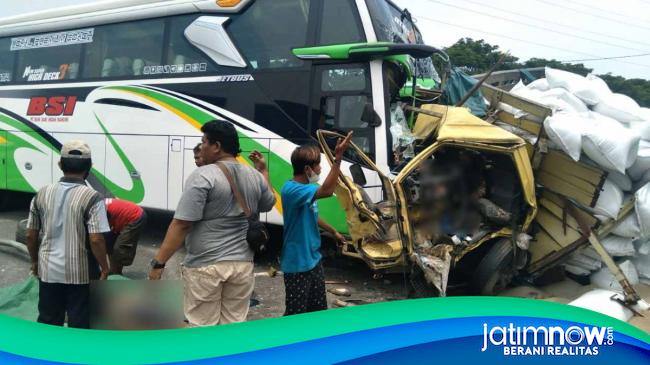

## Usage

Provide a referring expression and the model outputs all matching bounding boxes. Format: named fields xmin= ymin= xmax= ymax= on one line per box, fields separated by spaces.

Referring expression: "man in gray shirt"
xmin=149 ymin=120 xmax=275 ymax=326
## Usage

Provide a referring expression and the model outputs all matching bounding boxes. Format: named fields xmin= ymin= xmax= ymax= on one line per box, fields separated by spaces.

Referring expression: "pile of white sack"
xmin=500 ymin=67 xmax=650 ymax=290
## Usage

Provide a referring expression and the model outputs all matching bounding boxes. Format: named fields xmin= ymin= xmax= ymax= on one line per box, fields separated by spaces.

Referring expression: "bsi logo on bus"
xmin=27 ymin=96 xmax=77 ymax=122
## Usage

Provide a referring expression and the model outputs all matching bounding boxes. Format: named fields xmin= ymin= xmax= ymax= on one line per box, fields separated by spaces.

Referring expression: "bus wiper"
xmin=401 ymin=8 xmax=413 ymax=24
xmin=401 ymin=8 xmax=414 ymax=31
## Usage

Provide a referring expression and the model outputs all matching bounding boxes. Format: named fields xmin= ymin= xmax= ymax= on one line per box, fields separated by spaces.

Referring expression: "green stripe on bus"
xmin=106 ymin=86 xmax=348 ymax=232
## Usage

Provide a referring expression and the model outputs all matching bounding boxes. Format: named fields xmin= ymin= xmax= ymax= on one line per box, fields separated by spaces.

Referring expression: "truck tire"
xmin=471 ymin=238 xmax=516 ymax=295
xmin=15 ymin=219 xmax=28 ymax=245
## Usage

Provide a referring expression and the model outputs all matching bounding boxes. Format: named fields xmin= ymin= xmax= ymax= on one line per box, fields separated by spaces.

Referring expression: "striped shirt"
xmin=26 ymin=177 xmax=110 ymax=284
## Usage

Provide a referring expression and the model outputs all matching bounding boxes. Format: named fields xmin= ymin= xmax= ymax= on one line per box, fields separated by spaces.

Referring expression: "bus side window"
xmin=83 ymin=19 xmax=164 ymax=78
xmin=165 ymin=15 xmax=217 ymax=74
xmin=0 ymin=39 xmax=13 ymax=84
xmin=15 ymin=43 xmax=82 ymax=83
xmin=315 ymin=66 xmax=374 ymax=158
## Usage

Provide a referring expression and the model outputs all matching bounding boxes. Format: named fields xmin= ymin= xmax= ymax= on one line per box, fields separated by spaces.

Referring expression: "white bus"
xmin=0 ymin=0 xmax=438 ymax=233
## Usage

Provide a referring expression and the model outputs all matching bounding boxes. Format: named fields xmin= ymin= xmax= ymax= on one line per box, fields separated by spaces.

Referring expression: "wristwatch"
xmin=150 ymin=258 xmax=166 ymax=269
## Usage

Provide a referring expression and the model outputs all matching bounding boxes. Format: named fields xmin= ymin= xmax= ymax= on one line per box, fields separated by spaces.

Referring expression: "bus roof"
xmin=0 ymin=0 xmax=251 ymax=37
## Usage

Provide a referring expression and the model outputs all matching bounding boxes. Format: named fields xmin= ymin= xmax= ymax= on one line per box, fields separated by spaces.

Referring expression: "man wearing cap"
xmin=25 ymin=140 xmax=111 ymax=328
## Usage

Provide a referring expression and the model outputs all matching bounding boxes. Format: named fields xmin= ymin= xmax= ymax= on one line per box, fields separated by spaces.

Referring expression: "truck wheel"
xmin=15 ymin=219 xmax=28 ymax=244
xmin=409 ymin=265 xmax=440 ymax=298
xmin=471 ymin=238 xmax=516 ymax=295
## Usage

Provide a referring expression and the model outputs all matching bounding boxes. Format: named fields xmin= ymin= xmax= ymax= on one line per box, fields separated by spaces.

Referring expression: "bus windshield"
xmin=367 ymin=0 xmax=438 ymax=81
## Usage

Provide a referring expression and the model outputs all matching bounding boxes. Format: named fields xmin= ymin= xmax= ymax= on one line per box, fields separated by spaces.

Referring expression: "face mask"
xmin=308 ymin=170 xmax=320 ymax=184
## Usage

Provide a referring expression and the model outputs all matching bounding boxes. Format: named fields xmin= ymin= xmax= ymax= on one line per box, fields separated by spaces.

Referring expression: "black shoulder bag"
xmin=216 ymin=162 xmax=269 ymax=253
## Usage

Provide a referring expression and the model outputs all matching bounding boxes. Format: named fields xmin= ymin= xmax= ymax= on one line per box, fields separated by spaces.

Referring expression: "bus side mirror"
xmin=350 ymin=163 xmax=367 ymax=187
xmin=361 ymin=103 xmax=382 ymax=127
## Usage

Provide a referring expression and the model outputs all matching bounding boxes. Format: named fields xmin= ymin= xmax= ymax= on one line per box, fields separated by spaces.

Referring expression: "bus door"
xmin=181 ymin=135 xmax=202 ymax=194
xmin=168 ymin=135 xmax=185 ymax=210
xmin=309 ymin=63 xmax=383 ymax=200
xmin=310 ymin=63 xmax=375 ymax=155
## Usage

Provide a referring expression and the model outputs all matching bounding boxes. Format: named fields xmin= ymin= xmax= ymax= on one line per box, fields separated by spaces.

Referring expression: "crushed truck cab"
xmin=317 ymin=104 xmax=537 ymax=296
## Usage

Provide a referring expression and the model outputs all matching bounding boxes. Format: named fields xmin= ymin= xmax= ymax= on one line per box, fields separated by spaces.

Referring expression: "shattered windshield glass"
xmin=367 ymin=1 xmax=439 ymax=81
xmin=367 ymin=0 xmax=416 ymax=44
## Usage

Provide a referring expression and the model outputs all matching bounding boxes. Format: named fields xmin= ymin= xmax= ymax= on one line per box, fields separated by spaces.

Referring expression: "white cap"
xmin=61 ymin=140 xmax=91 ymax=159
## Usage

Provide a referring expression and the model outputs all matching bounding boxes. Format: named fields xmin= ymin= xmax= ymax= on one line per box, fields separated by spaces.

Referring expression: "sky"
xmin=3 ymin=0 xmax=650 ymax=79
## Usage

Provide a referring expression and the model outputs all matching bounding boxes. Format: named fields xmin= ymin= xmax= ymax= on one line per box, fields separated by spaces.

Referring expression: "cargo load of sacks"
xmin=500 ymin=67 xmax=650 ymax=290
xmin=563 ymin=183 xmax=650 ymax=291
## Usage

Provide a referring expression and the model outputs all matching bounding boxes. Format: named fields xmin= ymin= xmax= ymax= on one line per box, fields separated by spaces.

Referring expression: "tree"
xmin=443 ymin=38 xmax=519 ymax=74
xmin=599 ymin=74 xmax=650 ymax=108
xmin=522 ymin=58 xmax=592 ymax=76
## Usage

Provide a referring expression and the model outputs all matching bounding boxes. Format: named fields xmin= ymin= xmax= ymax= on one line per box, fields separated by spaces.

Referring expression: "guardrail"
xmin=473 ymin=67 xmax=545 ymax=91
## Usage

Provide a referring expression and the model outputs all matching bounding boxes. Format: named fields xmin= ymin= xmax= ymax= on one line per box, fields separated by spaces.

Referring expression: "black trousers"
xmin=283 ymin=261 xmax=327 ymax=316
xmin=38 ymin=280 xmax=90 ymax=329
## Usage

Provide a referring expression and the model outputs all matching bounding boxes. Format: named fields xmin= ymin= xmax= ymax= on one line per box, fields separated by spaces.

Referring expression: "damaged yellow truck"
xmin=318 ymin=80 xmax=640 ymax=302
xmin=318 ymin=104 xmax=537 ymax=297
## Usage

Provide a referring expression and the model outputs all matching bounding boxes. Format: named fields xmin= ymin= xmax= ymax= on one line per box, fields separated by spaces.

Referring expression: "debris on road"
xmin=327 ymin=287 xmax=351 ymax=297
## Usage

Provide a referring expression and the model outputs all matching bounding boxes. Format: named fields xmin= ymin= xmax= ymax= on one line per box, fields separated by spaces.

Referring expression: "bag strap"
xmin=216 ymin=162 xmax=252 ymax=218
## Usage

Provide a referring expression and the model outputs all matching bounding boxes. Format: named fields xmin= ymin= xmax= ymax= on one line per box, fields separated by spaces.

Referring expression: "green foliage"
xmin=443 ymin=38 xmax=519 ymax=74
xmin=442 ymin=38 xmax=650 ymax=107
xmin=599 ymin=74 xmax=650 ymax=108
xmin=521 ymin=58 xmax=592 ymax=76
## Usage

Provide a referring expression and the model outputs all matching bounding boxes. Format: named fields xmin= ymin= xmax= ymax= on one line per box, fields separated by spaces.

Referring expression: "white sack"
xmin=582 ymin=113 xmax=641 ymax=173
xmin=581 ymin=247 xmax=603 ymax=262
xmin=545 ymin=67 xmax=600 ymax=105
xmin=633 ymin=253 xmax=650 ymax=279
xmin=633 ymin=170 xmax=650 ymax=191
xmin=510 ymin=80 xmax=587 ymax=113
xmin=639 ymin=107 xmax=650 ymax=121
xmin=569 ymin=289 xmax=633 ymax=322
xmin=564 ymin=264 xmax=592 ymax=276
xmin=634 ymin=239 xmax=650 ymax=256
xmin=601 ymin=235 xmax=636 ymax=257
xmin=539 ymin=88 xmax=588 ymax=113
xmin=543 ymin=112 xmax=588 ymax=160
xmin=635 ymin=182 xmax=650 ymax=239
xmin=627 ymin=121 xmax=650 ymax=141
xmin=586 ymin=73 xmax=613 ymax=100
xmin=607 ymin=170 xmax=633 ymax=191
xmin=611 ymin=213 xmax=641 ymax=238
xmin=527 ymin=78 xmax=550 ymax=92
xmin=590 ymin=260 xmax=639 ymax=292
xmin=593 ymin=93 xmax=643 ymax=123
xmin=593 ymin=179 xmax=624 ymax=219
xmin=510 ymin=81 xmax=545 ymax=105
xmin=567 ymin=251 xmax=602 ymax=271
xmin=498 ymin=81 xmax=538 ymax=118
xmin=627 ymin=141 xmax=650 ymax=181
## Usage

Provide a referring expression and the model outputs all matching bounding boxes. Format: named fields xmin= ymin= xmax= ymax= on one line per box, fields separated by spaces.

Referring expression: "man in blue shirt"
xmin=281 ymin=132 xmax=352 ymax=315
